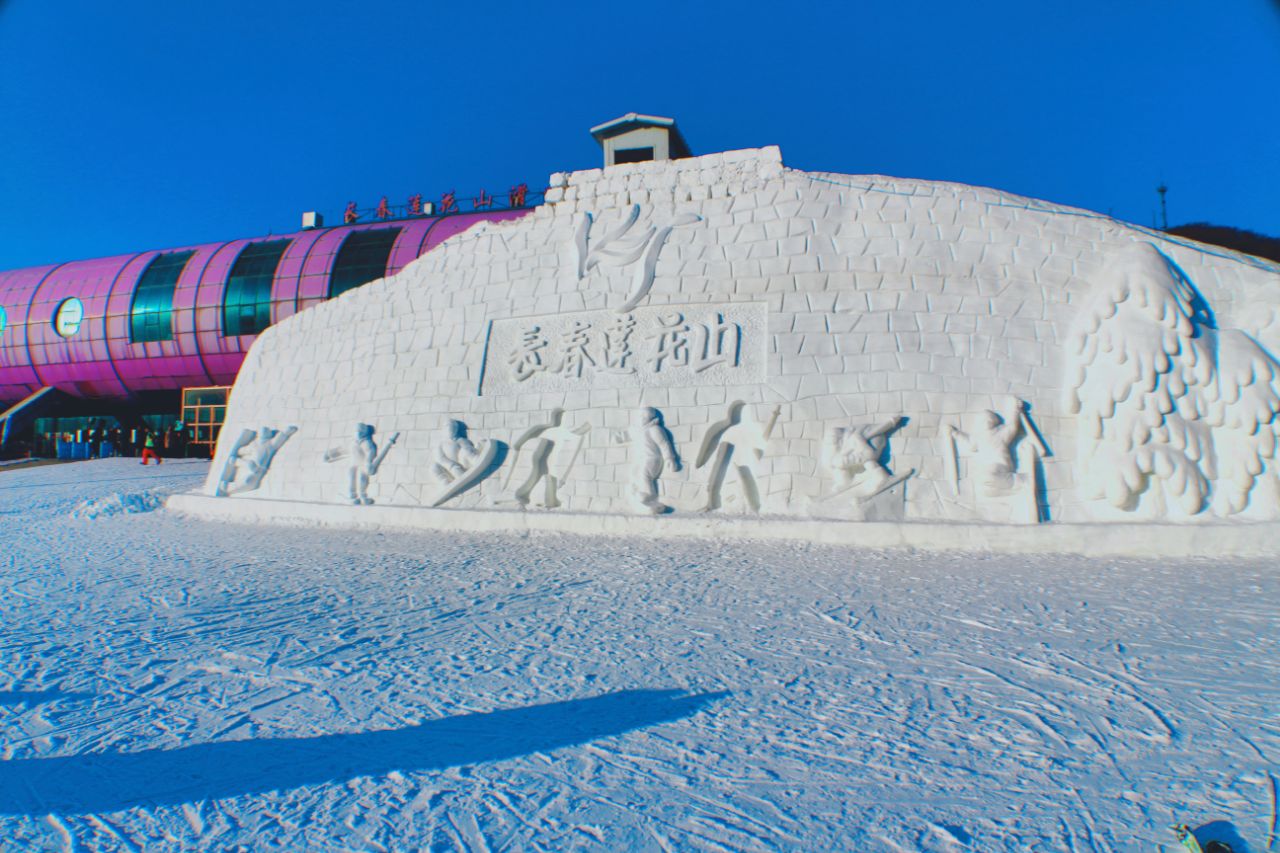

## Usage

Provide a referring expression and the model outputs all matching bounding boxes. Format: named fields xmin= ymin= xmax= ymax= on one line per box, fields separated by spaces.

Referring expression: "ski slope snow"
xmin=0 ymin=458 xmax=1276 ymax=850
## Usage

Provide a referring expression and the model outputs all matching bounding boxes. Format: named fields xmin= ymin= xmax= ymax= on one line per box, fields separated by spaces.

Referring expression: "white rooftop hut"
xmin=590 ymin=113 xmax=692 ymax=168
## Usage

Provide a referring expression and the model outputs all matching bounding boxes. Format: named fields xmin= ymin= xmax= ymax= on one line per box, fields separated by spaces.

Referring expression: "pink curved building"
xmin=0 ymin=206 xmax=533 ymax=454
xmin=0 ymin=209 xmax=531 ymax=404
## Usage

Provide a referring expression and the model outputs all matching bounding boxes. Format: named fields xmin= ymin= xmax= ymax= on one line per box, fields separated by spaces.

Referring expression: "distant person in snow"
xmin=140 ymin=431 xmax=162 ymax=466
xmin=168 ymin=423 xmax=188 ymax=458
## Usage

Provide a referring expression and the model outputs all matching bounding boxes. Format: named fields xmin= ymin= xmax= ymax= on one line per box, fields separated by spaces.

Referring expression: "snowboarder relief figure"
xmin=331 ymin=423 xmax=399 ymax=505
xmin=696 ymin=401 xmax=780 ymax=513
xmin=427 ymin=418 xmax=499 ymax=508
xmin=945 ymin=396 xmax=1045 ymax=522
xmin=432 ymin=419 xmax=481 ymax=485
xmin=615 ymin=407 xmax=681 ymax=514
xmin=508 ymin=408 xmax=591 ymax=509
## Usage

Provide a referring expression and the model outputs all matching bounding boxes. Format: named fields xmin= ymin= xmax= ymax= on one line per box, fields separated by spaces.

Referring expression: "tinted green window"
xmin=222 ymin=239 xmax=289 ymax=336
xmin=328 ymin=228 xmax=401 ymax=298
xmin=130 ymin=251 xmax=194 ymax=343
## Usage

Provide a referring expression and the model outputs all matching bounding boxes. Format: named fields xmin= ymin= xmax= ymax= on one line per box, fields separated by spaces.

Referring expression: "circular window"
xmin=54 ymin=298 xmax=84 ymax=338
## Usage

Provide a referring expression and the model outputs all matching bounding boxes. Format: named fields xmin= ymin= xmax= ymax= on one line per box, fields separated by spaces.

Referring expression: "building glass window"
xmin=181 ymin=385 xmax=230 ymax=459
xmin=54 ymin=298 xmax=84 ymax=337
xmin=222 ymin=239 xmax=290 ymax=337
xmin=130 ymin=251 xmax=194 ymax=343
xmin=328 ymin=228 xmax=401 ymax=298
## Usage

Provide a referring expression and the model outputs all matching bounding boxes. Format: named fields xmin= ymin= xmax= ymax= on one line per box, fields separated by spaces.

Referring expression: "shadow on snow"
xmin=0 ymin=690 xmax=92 ymax=706
xmin=0 ymin=688 xmax=724 ymax=815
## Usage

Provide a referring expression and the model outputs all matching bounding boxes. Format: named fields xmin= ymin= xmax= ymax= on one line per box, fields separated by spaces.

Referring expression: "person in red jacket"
xmin=140 ymin=431 xmax=162 ymax=465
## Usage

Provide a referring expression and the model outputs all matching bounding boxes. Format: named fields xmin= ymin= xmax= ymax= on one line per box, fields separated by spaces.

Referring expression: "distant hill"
xmin=1166 ymin=223 xmax=1280 ymax=264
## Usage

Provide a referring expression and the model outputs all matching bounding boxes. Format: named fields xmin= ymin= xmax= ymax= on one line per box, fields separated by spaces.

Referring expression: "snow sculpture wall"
xmin=205 ymin=147 xmax=1280 ymax=526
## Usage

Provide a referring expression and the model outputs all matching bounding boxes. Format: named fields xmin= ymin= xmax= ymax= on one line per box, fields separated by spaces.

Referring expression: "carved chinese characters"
xmin=507 ymin=327 xmax=549 ymax=383
xmin=651 ymin=312 xmax=739 ymax=374
xmin=558 ymin=321 xmax=596 ymax=378
xmin=480 ymin=303 xmax=766 ymax=396
xmin=603 ymin=313 xmax=637 ymax=373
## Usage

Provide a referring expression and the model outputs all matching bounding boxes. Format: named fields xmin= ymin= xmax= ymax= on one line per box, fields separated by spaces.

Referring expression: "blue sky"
xmin=1 ymin=1 xmax=1277 ymax=270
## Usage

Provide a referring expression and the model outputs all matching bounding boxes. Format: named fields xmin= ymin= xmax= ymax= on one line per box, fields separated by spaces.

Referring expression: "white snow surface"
xmin=0 ymin=458 xmax=1276 ymax=851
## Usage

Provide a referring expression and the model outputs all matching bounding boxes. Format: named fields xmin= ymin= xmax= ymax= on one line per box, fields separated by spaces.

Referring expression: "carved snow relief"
xmin=197 ymin=149 xmax=1280 ymax=541
xmin=944 ymin=397 xmax=1047 ymax=524
xmin=480 ymin=303 xmax=767 ymax=396
xmin=695 ymin=402 xmax=780 ymax=513
xmin=430 ymin=419 xmax=501 ymax=507
xmin=813 ymin=417 xmax=914 ymax=520
xmin=574 ymin=204 xmax=701 ymax=313
xmin=1065 ymin=242 xmax=1280 ymax=520
xmin=613 ymin=407 xmax=682 ymax=514
xmin=213 ymin=425 xmax=298 ymax=497
xmin=323 ymin=423 xmax=399 ymax=505
xmin=504 ymin=408 xmax=592 ymax=509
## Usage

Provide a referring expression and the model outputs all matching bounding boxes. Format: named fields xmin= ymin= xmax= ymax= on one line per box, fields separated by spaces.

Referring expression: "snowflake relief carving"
xmin=574 ymin=204 xmax=700 ymax=313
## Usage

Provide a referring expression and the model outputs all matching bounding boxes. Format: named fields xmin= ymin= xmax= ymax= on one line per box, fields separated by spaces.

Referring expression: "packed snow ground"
xmin=0 ymin=459 xmax=1276 ymax=851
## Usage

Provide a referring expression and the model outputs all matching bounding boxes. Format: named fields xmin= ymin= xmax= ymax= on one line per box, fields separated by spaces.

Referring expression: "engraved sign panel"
xmin=479 ymin=302 xmax=767 ymax=396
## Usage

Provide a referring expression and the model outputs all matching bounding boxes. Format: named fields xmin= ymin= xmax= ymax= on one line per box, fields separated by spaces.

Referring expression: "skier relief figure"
xmin=822 ymin=417 xmax=912 ymax=501
xmin=945 ymin=396 xmax=1044 ymax=522
xmin=507 ymin=408 xmax=591 ymax=509
xmin=614 ymin=407 xmax=681 ymax=514
xmin=695 ymin=402 xmax=780 ymax=513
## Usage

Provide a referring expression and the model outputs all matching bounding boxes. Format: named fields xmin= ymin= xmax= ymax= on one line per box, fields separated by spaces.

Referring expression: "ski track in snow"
xmin=0 ymin=458 xmax=1276 ymax=851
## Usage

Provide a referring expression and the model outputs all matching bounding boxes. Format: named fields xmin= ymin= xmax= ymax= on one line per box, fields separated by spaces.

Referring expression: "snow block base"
xmin=166 ymin=493 xmax=1278 ymax=558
